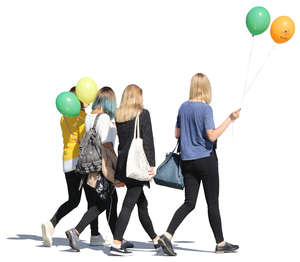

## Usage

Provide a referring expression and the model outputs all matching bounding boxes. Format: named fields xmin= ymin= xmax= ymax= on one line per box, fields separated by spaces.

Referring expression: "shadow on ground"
xmin=7 ymin=234 xmax=214 ymax=255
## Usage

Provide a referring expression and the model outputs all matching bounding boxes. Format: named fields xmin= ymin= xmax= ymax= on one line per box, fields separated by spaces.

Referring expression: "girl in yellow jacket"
xmin=41 ymin=87 xmax=104 ymax=247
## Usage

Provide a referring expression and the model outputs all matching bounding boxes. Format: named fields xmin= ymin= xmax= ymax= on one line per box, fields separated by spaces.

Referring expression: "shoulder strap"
xmin=92 ymin=113 xmax=103 ymax=130
xmin=92 ymin=113 xmax=104 ymax=145
xmin=133 ymin=113 xmax=140 ymax=139
xmin=172 ymin=140 xmax=180 ymax=154
xmin=64 ymin=117 xmax=80 ymax=145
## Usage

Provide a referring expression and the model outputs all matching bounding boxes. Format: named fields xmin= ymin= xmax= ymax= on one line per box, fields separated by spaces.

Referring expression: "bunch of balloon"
xmin=55 ymin=77 xmax=98 ymax=117
xmin=242 ymin=7 xmax=295 ymax=106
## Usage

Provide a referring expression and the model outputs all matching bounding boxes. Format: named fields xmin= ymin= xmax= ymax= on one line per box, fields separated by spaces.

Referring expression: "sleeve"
xmin=84 ymin=117 xmax=89 ymax=132
xmin=141 ymin=110 xmax=155 ymax=166
xmin=97 ymin=114 xmax=115 ymax=144
xmin=204 ymin=105 xmax=215 ymax=131
xmin=60 ymin=116 xmax=66 ymax=143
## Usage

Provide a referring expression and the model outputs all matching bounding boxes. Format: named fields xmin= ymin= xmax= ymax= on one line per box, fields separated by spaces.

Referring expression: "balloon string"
xmin=244 ymin=44 xmax=277 ymax=96
xmin=234 ymin=37 xmax=255 ymax=144
xmin=241 ymin=37 xmax=255 ymax=107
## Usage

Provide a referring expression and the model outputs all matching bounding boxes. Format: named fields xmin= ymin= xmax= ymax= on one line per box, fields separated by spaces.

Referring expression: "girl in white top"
xmin=85 ymin=112 xmax=117 ymax=147
xmin=65 ymin=87 xmax=133 ymax=251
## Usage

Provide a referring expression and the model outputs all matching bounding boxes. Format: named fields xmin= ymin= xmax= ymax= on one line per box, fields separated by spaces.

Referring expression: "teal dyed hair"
xmin=92 ymin=87 xmax=116 ymax=120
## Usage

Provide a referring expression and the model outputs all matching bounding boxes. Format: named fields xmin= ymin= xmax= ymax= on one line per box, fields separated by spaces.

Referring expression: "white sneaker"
xmin=90 ymin=233 xmax=107 ymax=246
xmin=41 ymin=221 xmax=54 ymax=247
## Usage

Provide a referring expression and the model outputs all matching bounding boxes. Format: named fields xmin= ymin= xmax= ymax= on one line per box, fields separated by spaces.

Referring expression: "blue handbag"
xmin=154 ymin=141 xmax=184 ymax=190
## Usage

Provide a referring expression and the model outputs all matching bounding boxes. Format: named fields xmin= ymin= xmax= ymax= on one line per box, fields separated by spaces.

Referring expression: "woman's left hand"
xmin=148 ymin=167 xmax=156 ymax=178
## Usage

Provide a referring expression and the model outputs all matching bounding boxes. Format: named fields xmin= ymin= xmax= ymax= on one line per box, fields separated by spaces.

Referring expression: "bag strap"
xmin=137 ymin=114 xmax=140 ymax=138
xmin=172 ymin=140 xmax=180 ymax=154
xmin=64 ymin=117 xmax=80 ymax=145
xmin=133 ymin=113 xmax=140 ymax=139
xmin=92 ymin=113 xmax=104 ymax=159
xmin=91 ymin=113 xmax=104 ymax=144
xmin=92 ymin=113 xmax=103 ymax=130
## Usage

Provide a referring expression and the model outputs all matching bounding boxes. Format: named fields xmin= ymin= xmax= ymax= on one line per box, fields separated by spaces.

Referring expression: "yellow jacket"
xmin=60 ymin=110 xmax=86 ymax=172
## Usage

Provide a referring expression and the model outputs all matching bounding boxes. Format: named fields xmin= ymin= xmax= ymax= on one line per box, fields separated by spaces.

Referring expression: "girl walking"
xmin=65 ymin=87 xmax=133 ymax=252
xmin=109 ymin=84 xmax=160 ymax=256
xmin=41 ymin=87 xmax=104 ymax=247
xmin=159 ymin=73 xmax=240 ymax=256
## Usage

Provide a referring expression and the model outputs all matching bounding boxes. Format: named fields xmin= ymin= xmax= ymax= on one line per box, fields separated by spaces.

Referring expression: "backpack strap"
xmin=92 ymin=113 xmax=104 ymax=144
xmin=92 ymin=113 xmax=103 ymax=130
xmin=64 ymin=117 xmax=80 ymax=145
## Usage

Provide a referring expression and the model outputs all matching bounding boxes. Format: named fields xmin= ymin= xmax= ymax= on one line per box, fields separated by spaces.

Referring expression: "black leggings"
xmin=113 ymin=185 xmax=157 ymax=241
xmin=50 ymin=171 xmax=99 ymax=236
xmin=75 ymin=184 xmax=118 ymax=235
xmin=167 ymin=151 xmax=224 ymax=243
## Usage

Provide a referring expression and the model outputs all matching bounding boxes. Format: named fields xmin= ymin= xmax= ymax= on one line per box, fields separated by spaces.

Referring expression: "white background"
xmin=1 ymin=0 xmax=299 ymax=261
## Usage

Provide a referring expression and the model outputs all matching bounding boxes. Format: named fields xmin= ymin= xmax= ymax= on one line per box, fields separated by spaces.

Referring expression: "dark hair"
xmin=69 ymin=86 xmax=84 ymax=109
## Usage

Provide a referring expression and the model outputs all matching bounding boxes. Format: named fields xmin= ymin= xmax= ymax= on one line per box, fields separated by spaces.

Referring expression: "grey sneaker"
xmin=90 ymin=233 xmax=106 ymax=246
xmin=65 ymin=228 xmax=80 ymax=252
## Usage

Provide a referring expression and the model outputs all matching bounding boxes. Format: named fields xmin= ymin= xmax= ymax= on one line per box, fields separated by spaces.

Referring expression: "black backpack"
xmin=76 ymin=114 xmax=103 ymax=174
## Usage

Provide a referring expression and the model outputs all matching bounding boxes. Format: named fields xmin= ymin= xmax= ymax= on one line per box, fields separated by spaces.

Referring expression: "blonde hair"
xmin=189 ymin=73 xmax=212 ymax=104
xmin=114 ymin=84 xmax=143 ymax=122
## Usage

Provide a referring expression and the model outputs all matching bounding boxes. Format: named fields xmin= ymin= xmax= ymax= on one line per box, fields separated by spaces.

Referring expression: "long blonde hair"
xmin=114 ymin=84 xmax=143 ymax=122
xmin=189 ymin=73 xmax=212 ymax=104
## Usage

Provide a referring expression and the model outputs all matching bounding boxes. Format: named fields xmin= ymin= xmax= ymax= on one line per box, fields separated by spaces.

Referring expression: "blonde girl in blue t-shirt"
xmin=159 ymin=73 xmax=241 ymax=256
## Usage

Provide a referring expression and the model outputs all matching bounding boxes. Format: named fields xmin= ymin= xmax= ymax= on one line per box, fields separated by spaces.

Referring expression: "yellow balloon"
xmin=76 ymin=77 xmax=98 ymax=104
xmin=270 ymin=16 xmax=295 ymax=44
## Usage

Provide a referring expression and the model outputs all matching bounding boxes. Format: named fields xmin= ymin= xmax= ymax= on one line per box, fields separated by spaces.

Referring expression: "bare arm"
xmin=206 ymin=109 xmax=241 ymax=142
xmin=206 ymin=117 xmax=232 ymax=142
xmin=175 ymin=128 xmax=180 ymax=139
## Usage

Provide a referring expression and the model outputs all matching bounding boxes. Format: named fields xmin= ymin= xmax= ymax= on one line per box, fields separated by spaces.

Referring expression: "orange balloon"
xmin=270 ymin=16 xmax=295 ymax=44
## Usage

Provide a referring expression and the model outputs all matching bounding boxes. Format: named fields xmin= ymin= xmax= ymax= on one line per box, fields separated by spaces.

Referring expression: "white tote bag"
xmin=126 ymin=114 xmax=152 ymax=181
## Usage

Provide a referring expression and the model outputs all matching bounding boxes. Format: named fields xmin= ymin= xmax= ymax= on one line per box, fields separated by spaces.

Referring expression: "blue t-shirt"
xmin=176 ymin=101 xmax=215 ymax=160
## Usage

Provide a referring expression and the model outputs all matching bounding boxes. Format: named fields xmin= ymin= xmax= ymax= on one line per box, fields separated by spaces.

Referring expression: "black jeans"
xmin=167 ymin=151 xmax=224 ymax=243
xmin=113 ymin=185 xmax=157 ymax=241
xmin=50 ymin=171 xmax=99 ymax=236
xmin=75 ymin=184 xmax=118 ymax=235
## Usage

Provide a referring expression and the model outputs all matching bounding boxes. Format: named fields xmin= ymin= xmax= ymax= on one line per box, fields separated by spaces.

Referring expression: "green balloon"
xmin=246 ymin=6 xmax=271 ymax=36
xmin=56 ymin=92 xmax=81 ymax=117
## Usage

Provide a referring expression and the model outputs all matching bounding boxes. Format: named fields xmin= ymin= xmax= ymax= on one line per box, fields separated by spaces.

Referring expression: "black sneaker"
xmin=110 ymin=246 xmax=132 ymax=256
xmin=158 ymin=235 xmax=177 ymax=256
xmin=65 ymin=228 xmax=80 ymax=252
xmin=154 ymin=242 xmax=160 ymax=249
xmin=215 ymin=242 xmax=239 ymax=253
xmin=121 ymin=239 xmax=134 ymax=249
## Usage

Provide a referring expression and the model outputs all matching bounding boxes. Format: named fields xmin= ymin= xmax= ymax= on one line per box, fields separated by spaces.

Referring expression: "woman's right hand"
xmin=148 ymin=167 xmax=156 ymax=178
xmin=229 ymin=109 xmax=241 ymax=121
